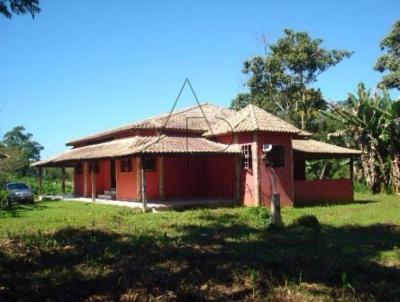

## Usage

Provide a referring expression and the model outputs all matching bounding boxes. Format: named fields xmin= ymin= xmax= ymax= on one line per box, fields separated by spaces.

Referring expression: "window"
xmin=143 ymin=156 xmax=156 ymax=171
xmin=241 ymin=145 xmax=252 ymax=170
xmin=120 ymin=158 xmax=133 ymax=173
xmin=89 ymin=161 xmax=99 ymax=174
xmin=75 ymin=163 xmax=83 ymax=175
xmin=265 ymin=145 xmax=285 ymax=168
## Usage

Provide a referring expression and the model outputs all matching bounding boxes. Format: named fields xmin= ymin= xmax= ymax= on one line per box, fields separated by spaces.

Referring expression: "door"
xmin=110 ymin=159 xmax=116 ymax=189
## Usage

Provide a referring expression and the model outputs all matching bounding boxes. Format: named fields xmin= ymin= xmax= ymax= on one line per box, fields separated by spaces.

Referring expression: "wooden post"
xmin=114 ymin=159 xmax=118 ymax=199
xmin=158 ymin=156 xmax=165 ymax=200
xmin=290 ymin=141 xmax=295 ymax=203
xmin=91 ymin=165 xmax=96 ymax=202
xmin=136 ymin=157 xmax=141 ymax=201
xmin=140 ymin=157 xmax=147 ymax=211
xmin=349 ymin=156 xmax=354 ymax=180
xmin=61 ymin=167 xmax=66 ymax=198
xmin=350 ymin=156 xmax=354 ymax=202
xmin=252 ymin=132 xmax=261 ymax=206
xmin=271 ymin=196 xmax=282 ymax=225
xmin=83 ymin=162 xmax=89 ymax=197
xmin=234 ymin=155 xmax=241 ymax=202
xmin=38 ymin=167 xmax=43 ymax=197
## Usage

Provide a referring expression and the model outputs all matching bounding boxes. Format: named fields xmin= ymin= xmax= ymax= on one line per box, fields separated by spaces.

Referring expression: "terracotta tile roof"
xmin=204 ymin=104 xmax=303 ymax=136
xmin=67 ymin=103 xmax=236 ymax=146
xmin=292 ymin=139 xmax=361 ymax=155
xmin=33 ymin=135 xmax=240 ymax=166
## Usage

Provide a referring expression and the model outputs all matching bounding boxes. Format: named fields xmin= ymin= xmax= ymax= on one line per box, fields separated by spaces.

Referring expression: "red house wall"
xmin=164 ymin=156 xmax=206 ymax=199
xmin=115 ymin=157 xmax=139 ymax=200
xmin=146 ymin=167 xmax=159 ymax=200
xmin=214 ymin=133 xmax=255 ymax=205
xmin=294 ymin=179 xmax=354 ymax=204
xmin=205 ymin=156 xmax=235 ymax=199
xmin=74 ymin=171 xmax=84 ymax=196
xmin=236 ymin=133 xmax=257 ymax=206
xmin=96 ymin=160 xmax=111 ymax=194
xmin=257 ymin=132 xmax=294 ymax=206
xmin=74 ymin=160 xmax=112 ymax=197
xmin=163 ymin=155 xmax=235 ymax=200
xmin=215 ymin=132 xmax=294 ymax=207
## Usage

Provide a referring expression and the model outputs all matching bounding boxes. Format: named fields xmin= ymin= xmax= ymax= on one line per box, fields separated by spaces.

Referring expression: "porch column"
xmin=349 ymin=156 xmax=354 ymax=180
xmin=91 ymin=164 xmax=96 ymax=202
xmin=38 ymin=167 xmax=43 ymax=196
xmin=252 ymin=132 xmax=261 ymax=206
xmin=83 ymin=162 xmax=89 ymax=197
xmin=61 ymin=167 xmax=66 ymax=197
xmin=234 ymin=155 xmax=241 ymax=202
xmin=140 ymin=156 xmax=147 ymax=211
xmin=136 ymin=157 xmax=141 ymax=200
xmin=158 ymin=156 xmax=165 ymax=200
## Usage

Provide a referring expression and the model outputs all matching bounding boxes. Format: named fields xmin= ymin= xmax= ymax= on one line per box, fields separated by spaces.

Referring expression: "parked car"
xmin=5 ymin=182 xmax=34 ymax=204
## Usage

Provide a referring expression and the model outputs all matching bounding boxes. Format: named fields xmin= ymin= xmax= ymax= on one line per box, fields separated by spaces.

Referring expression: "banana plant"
xmin=322 ymin=83 xmax=390 ymax=193
xmin=374 ymin=93 xmax=400 ymax=193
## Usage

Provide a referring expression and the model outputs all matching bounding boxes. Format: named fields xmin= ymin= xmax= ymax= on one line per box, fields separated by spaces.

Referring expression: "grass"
xmin=0 ymin=193 xmax=399 ymax=301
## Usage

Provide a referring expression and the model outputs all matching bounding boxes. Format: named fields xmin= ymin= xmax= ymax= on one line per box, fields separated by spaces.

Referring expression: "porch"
xmin=63 ymin=196 xmax=237 ymax=210
xmin=292 ymin=139 xmax=360 ymax=205
xmin=32 ymin=135 xmax=242 ymax=210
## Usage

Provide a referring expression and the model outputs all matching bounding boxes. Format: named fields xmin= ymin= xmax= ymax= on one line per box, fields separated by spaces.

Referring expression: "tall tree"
xmin=2 ymin=126 xmax=43 ymax=162
xmin=0 ymin=0 xmax=40 ymax=18
xmin=0 ymin=126 xmax=43 ymax=182
xmin=375 ymin=20 xmax=400 ymax=90
xmin=232 ymin=28 xmax=352 ymax=131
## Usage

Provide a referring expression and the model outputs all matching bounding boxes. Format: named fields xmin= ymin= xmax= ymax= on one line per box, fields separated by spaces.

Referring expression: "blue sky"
xmin=0 ymin=0 xmax=399 ymax=158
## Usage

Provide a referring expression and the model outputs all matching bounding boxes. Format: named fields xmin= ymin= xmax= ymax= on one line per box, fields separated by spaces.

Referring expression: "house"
xmin=33 ymin=103 xmax=360 ymax=207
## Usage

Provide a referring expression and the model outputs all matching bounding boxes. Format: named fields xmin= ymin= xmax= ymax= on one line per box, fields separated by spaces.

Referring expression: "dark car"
xmin=5 ymin=182 xmax=34 ymax=204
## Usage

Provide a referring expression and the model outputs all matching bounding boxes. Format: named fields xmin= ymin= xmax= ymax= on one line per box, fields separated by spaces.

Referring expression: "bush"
xmin=354 ymin=180 xmax=371 ymax=194
xmin=292 ymin=215 xmax=320 ymax=228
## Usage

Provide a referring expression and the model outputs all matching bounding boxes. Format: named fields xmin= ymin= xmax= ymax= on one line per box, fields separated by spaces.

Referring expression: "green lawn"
xmin=0 ymin=193 xmax=399 ymax=301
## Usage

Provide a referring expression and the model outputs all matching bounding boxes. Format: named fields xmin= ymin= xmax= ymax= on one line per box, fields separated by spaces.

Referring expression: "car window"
xmin=7 ymin=183 xmax=29 ymax=190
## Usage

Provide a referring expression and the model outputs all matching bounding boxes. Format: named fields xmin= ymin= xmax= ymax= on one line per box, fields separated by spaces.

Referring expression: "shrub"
xmin=292 ymin=215 xmax=320 ymax=228
xmin=354 ymin=180 xmax=371 ymax=194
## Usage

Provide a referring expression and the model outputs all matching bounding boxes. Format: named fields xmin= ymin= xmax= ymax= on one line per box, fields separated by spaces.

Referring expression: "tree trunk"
xmin=301 ymin=89 xmax=306 ymax=130
xmin=391 ymin=153 xmax=400 ymax=194
xmin=360 ymin=144 xmax=380 ymax=193
xmin=319 ymin=160 xmax=328 ymax=180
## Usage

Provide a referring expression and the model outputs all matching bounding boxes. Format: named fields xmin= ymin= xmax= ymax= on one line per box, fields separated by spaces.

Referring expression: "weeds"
xmin=0 ymin=194 xmax=399 ymax=301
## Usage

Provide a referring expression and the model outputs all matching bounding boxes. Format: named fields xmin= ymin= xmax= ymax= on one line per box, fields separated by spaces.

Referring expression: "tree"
xmin=1 ymin=126 xmax=43 ymax=177
xmin=375 ymin=20 xmax=400 ymax=90
xmin=376 ymin=96 xmax=400 ymax=193
xmin=0 ymin=0 xmax=40 ymax=18
xmin=231 ymin=28 xmax=352 ymax=131
xmin=230 ymin=93 xmax=252 ymax=111
xmin=0 ymin=147 xmax=28 ymax=185
xmin=325 ymin=83 xmax=400 ymax=193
